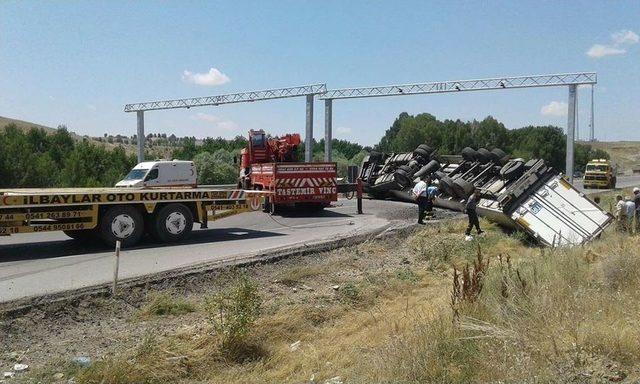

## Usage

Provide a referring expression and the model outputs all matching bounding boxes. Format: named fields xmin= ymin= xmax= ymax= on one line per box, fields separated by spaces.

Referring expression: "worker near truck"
xmin=412 ymin=175 xmax=432 ymax=224
xmin=625 ymin=196 xmax=636 ymax=232
xmin=615 ymin=195 xmax=627 ymax=232
xmin=464 ymin=188 xmax=484 ymax=237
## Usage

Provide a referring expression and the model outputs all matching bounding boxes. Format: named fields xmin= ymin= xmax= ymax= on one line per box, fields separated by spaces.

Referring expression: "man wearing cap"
xmin=634 ymin=187 xmax=640 ymax=232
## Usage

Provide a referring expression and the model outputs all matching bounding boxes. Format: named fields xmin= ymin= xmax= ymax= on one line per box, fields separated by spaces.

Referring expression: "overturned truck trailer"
xmin=359 ymin=145 xmax=613 ymax=247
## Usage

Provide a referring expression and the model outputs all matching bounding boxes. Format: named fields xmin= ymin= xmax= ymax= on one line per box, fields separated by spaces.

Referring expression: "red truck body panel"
xmin=250 ymin=162 xmax=338 ymax=204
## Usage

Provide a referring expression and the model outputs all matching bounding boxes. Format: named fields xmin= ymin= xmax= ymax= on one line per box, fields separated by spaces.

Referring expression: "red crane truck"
xmin=237 ymin=130 xmax=338 ymax=211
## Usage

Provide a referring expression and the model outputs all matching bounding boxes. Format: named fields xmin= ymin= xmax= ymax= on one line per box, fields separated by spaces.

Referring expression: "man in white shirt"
xmin=625 ymin=196 xmax=636 ymax=232
xmin=412 ymin=176 xmax=430 ymax=224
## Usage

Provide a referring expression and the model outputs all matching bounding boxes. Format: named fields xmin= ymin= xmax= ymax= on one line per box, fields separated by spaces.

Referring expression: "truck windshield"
xmin=586 ymin=165 xmax=609 ymax=172
xmin=123 ymin=169 xmax=149 ymax=180
xmin=251 ymin=134 xmax=265 ymax=147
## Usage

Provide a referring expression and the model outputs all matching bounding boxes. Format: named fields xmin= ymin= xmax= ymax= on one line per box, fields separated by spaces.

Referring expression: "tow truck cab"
xmin=116 ymin=160 xmax=197 ymax=188
xmin=582 ymin=159 xmax=616 ymax=189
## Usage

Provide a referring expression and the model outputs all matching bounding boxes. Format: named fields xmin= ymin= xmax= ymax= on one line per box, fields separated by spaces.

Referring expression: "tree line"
xmin=1 ymin=113 xmax=610 ymax=189
xmin=0 ymin=124 xmax=136 ymax=188
xmin=377 ymin=112 xmax=609 ymax=172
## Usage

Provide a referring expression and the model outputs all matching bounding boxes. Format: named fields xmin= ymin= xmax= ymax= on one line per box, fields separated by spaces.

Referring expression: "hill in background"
xmin=0 ymin=116 xmax=58 ymax=134
xmin=582 ymin=141 xmax=640 ymax=174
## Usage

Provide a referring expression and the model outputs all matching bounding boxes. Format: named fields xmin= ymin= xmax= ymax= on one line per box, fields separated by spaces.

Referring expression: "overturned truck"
xmin=359 ymin=145 xmax=613 ymax=247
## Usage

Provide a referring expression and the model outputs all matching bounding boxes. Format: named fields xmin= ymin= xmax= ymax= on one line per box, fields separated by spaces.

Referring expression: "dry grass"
xmin=136 ymin=292 xmax=196 ymax=318
xmin=20 ymin=219 xmax=640 ymax=383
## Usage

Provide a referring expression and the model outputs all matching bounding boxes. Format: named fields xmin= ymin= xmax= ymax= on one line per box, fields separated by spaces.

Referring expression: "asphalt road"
xmin=4 ymin=174 xmax=639 ymax=304
xmin=0 ymin=199 xmax=417 ymax=303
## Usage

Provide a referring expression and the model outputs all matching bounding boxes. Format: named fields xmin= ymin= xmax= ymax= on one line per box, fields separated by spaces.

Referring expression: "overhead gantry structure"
xmin=320 ymin=72 xmax=597 ymax=182
xmin=124 ymin=83 xmax=327 ymax=163
xmin=125 ymin=72 xmax=596 ymax=183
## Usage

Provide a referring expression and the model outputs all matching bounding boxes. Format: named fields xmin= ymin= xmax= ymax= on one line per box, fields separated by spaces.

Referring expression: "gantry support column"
xmin=305 ymin=94 xmax=314 ymax=162
xmin=566 ymin=84 xmax=577 ymax=183
xmin=324 ymin=99 xmax=333 ymax=162
xmin=136 ymin=111 xmax=145 ymax=163
xmin=590 ymin=85 xmax=595 ymax=142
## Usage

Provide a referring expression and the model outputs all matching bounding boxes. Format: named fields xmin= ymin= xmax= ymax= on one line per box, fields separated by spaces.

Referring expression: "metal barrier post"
xmin=357 ymin=179 xmax=363 ymax=214
xmin=112 ymin=241 xmax=121 ymax=295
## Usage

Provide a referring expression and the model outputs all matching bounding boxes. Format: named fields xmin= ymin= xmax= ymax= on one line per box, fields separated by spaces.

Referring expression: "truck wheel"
xmin=152 ymin=204 xmax=194 ymax=243
xmin=98 ymin=205 xmax=144 ymax=248
xmin=500 ymin=160 xmax=525 ymax=181
xmin=491 ymin=148 xmax=509 ymax=165
xmin=476 ymin=148 xmax=492 ymax=164
xmin=461 ymin=147 xmax=477 ymax=162
xmin=452 ymin=178 xmax=475 ymax=198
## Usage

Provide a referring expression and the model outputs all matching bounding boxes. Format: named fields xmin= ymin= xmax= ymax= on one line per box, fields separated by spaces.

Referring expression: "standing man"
xmin=625 ymin=196 xmax=636 ymax=233
xmin=615 ymin=195 xmax=626 ymax=232
xmin=464 ymin=188 xmax=483 ymax=237
xmin=412 ymin=175 xmax=430 ymax=224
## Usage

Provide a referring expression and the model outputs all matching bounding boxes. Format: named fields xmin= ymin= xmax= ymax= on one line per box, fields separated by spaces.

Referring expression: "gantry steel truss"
xmin=320 ymin=72 xmax=596 ymax=99
xmin=124 ymin=83 xmax=327 ymax=112
xmin=320 ymin=72 xmax=596 ymax=182
xmin=124 ymin=72 xmax=596 ymax=182
xmin=125 ymin=84 xmax=326 ymax=162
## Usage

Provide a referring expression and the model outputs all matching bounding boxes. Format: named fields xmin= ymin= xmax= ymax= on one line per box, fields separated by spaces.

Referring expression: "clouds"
xmin=191 ymin=113 xmax=239 ymax=131
xmin=587 ymin=29 xmax=638 ymax=58
xmin=611 ymin=30 xmax=639 ymax=45
xmin=182 ymin=67 xmax=230 ymax=86
xmin=192 ymin=112 xmax=220 ymax=123
xmin=540 ymin=101 xmax=568 ymax=117
xmin=336 ymin=126 xmax=352 ymax=135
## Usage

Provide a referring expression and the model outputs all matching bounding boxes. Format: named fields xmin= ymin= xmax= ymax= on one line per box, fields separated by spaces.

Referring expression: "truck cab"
xmin=116 ymin=160 xmax=197 ymax=188
xmin=582 ymin=159 xmax=616 ymax=189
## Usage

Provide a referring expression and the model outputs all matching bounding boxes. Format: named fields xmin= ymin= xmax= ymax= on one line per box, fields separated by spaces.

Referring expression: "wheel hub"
xmin=111 ymin=214 xmax=135 ymax=239
xmin=165 ymin=212 xmax=186 ymax=235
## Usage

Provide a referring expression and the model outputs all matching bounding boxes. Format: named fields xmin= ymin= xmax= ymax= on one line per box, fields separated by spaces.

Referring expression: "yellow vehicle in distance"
xmin=583 ymin=159 xmax=617 ymax=189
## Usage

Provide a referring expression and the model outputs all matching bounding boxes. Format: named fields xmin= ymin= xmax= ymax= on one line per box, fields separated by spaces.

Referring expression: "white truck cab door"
xmin=144 ymin=167 xmax=161 ymax=186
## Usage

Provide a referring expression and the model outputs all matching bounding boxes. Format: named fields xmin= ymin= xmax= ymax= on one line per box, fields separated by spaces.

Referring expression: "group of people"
xmin=411 ymin=175 xmax=483 ymax=237
xmin=614 ymin=187 xmax=640 ymax=232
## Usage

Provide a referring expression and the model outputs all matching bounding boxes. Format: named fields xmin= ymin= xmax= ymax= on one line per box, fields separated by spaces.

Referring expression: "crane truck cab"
xmin=116 ymin=160 xmax=197 ymax=188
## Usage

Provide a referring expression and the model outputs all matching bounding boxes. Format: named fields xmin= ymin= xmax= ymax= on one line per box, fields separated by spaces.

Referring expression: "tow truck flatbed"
xmin=0 ymin=187 xmax=269 ymax=247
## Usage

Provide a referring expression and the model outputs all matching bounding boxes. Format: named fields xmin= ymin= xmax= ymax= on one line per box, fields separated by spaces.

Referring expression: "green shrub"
xmin=204 ymin=273 xmax=262 ymax=359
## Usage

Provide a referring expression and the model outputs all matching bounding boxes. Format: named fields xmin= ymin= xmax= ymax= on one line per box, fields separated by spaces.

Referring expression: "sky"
xmin=1 ymin=0 xmax=639 ymax=146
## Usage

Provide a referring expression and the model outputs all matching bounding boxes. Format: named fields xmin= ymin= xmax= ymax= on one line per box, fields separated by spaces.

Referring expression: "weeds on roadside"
xmin=138 ymin=292 xmax=196 ymax=317
xmin=204 ymin=272 xmax=263 ymax=361
xmin=451 ymin=244 xmax=490 ymax=321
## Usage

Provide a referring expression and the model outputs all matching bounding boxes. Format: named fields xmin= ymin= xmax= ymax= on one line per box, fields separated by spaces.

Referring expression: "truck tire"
xmin=491 ymin=148 xmax=509 ymax=165
xmin=500 ymin=160 xmax=525 ymax=181
xmin=98 ymin=205 xmax=144 ymax=248
xmin=476 ymin=148 xmax=492 ymax=164
xmin=413 ymin=148 xmax=431 ymax=161
xmin=461 ymin=147 xmax=477 ymax=162
xmin=151 ymin=203 xmax=194 ymax=243
xmin=452 ymin=178 xmax=475 ymax=198
xmin=438 ymin=174 xmax=457 ymax=198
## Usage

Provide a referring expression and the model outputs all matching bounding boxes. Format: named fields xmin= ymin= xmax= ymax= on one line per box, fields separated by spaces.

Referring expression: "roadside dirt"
xmin=0 ymin=202 xmax=466 ymax=383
